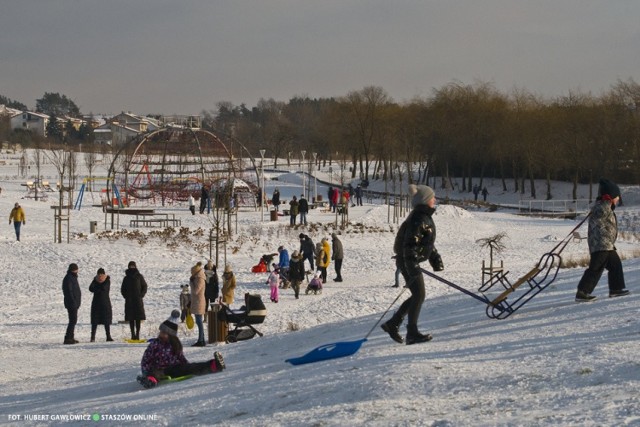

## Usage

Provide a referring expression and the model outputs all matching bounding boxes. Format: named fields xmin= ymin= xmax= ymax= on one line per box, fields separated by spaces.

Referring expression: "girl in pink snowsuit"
xmin=267 ymin=264 xmax=281 ymax=303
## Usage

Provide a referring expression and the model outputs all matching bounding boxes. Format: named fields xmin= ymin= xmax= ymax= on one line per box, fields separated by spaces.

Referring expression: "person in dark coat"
xmin=204 ymin=260 xmax=219 ymax=313
xmin=575 ymin=179 xmax=630 ymax=301
xmin=121 ymin=261 xmax=147 ymax=340
xmin=481 ymin=187 xmax=489 ymax=202
xmin=355 ymin=185 xmax=363 ymax=206
xmin=199 ymin=186 xmax=210 ymax=214
xmin=331 ymin=233 xmax=344 ymax=282
xmin=289 ymin=196 xmax=299 ymax=226
xmin=89 ymin=267 xmax=113 ymax=342
xmin=289 ymin=251 xmax=306 ymax=299
xmin=299 ymin=233 xmax=315 ymax=271
xmin=272 ymin=188 xmax=281 ymax=212
xmin=298 ymin=194 xmax=309 ymax=225
xmin=381 ymin=184 xmax=443 ymax=345
xmin=62 ymin=263 xmax=81 ymax=344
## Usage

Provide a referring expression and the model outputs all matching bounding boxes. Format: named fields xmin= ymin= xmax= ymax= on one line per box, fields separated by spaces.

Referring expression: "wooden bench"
xmin=572 ymin=231 xmax=587 ymax=242
xmin=129 ymin=212 xmax=181 ymax=228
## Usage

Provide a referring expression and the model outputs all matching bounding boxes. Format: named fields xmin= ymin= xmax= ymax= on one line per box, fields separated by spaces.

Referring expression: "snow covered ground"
xmin=0 ymin=152 xmax=639 ymax=426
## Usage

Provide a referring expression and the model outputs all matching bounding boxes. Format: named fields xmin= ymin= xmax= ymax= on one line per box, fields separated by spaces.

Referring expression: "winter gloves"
xmin=429 ymin=251 xmax=444 ymax=272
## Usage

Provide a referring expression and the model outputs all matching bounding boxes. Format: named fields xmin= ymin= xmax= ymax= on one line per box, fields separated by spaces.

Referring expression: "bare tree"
xmin=84 ymin=149 xmax=98 ymax=191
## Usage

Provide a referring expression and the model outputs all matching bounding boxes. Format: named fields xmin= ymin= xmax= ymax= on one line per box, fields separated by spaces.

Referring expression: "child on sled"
xmin=305 ymin=271 xmax=323 ymax=295
xmin=137 ymin=310 xmax=226 ymax=389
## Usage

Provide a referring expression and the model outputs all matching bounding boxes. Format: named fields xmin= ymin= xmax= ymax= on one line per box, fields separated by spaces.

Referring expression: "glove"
xmin=429 ymin=252 xmax=444 ymax=272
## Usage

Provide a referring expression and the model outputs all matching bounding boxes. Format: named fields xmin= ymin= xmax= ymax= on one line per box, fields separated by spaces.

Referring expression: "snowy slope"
xmin=0 ymin=155 xmax=639 ymax=426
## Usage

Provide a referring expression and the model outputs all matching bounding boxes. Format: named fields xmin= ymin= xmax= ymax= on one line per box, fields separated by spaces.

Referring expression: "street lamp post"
xmin=301 ymin=150 xmax=306 ymax=199
xmin=260 ymin=149 xmax=266 ymax=222
xmin=312 ymin=152 xmax=317 ymax=202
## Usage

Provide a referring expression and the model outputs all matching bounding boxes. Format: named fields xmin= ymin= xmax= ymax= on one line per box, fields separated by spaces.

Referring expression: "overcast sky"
xmin=1 ymin=1 xmax=639 ymax=115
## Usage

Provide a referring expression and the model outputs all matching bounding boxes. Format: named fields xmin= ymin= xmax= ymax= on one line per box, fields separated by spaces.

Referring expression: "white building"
xmin=10 ymin=111 xmax=50 ymax=137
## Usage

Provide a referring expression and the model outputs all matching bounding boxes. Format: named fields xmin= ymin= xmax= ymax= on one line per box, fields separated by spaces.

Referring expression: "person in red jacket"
xmin=137 ymin=310 xmax=226 ymax=389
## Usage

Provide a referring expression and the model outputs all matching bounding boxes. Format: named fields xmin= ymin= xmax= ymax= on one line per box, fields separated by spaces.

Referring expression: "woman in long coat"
xmin=190 ymin=262 xmax=207 ymax=346
xmin=89 ymin=267 xmax=113 ymax=342
xmin=121 ymin=261 xmax=147 ymax=340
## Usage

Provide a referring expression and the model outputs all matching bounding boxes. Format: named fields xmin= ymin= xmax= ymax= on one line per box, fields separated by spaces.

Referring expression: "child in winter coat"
xmin=306 ymin=271 xmax=323 ymax=295
xmin=179 ymin=285 xmax=191 ymax=323
xmin=267 ymin=264 xmax=281 ymax=303
xmin=137 ymin=310 xmax=225 ymax=389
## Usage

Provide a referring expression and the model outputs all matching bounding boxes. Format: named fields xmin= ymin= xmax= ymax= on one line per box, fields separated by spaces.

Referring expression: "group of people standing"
xmin=61 ymin=259 xmax=238 ymax=347
xmin=271 ymin=189 xmax=311 ymax=226
xmin=62 ymin=260 xmax=146 ymax=344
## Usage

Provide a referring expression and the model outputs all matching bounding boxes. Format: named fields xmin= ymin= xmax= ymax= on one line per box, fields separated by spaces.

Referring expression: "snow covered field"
xmin=0 ymin=154 xmax=639 ymax=426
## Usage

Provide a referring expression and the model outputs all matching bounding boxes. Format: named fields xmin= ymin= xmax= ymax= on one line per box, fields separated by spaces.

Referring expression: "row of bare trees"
xmin=203 ymin=79 xmax=640 ymax=199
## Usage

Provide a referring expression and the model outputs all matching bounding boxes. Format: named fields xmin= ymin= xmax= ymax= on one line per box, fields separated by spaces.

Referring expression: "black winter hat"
xmin=68 ymin=263 xmax=79 ymax=272
xmin=128 ymin=261 xmax=137 ymax=269
xmin=159 ymin=310 xmax=181 ymax=336
xmin=598 ymin=179 xmax=621 ymax=199
xmin=97 ymin=268 xmax=105 ymax=275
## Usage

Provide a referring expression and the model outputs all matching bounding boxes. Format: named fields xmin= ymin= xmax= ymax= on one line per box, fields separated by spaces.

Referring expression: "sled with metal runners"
xmin=422 ymin=213 xmax=589 ymax=320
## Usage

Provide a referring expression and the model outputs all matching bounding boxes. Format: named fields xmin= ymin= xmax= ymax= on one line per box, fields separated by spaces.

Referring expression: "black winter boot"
xmin=381 ymin=313 xmax=404 ymax=344
xmin=406 ymin=324 xmax=432 ymax=345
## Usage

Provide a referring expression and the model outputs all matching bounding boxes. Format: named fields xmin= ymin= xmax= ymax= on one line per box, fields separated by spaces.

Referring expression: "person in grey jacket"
xmin=575 ymin=179 xmax=630 ymax=302
xmin=62 ymin=263 xmax=81 ymax=344
xmin=331 ymin=233 xmax=344 ymax=282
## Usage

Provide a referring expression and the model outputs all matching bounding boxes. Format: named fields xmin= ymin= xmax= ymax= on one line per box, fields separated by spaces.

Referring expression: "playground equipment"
xmin=106 ymin=127 xmax=250 ymax=207
xmin=423 ymin=215 xmax=590 ymax=320
xmin=74 ymin=177 xmax=125 ymax=210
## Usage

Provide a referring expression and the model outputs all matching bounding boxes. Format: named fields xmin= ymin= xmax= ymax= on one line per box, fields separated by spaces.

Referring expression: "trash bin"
xmin=270 ymin=209 xmax=278 ymax=221
xmin=89 ymin=221 xmax=98 ymax=234
xmin=208 ymin=303 xmax=228 ymax=343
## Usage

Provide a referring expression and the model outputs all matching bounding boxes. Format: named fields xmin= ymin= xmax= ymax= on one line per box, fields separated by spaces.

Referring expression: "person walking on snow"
xmin=289 ymin=196 xmax=299 ymax=226
xmin=62 ymin=263 xmax=81 ymax=344
xmin=189 ymin=262 xmax=207 ymax=347
xmin=137 ymin=310 xmax=225 ymax=389
xmin=188 ymin=195 xmax=196 ymax=215
xmin=289 ymin=251 xmax=305 ymax=299
xmin=268 ymin=264 xmax=281 ymax=303
xmin=299 ymin=233 xmax=315 ymax=271
xmin=9 ymin=202 xmax=25 ymax=241
xmin=575 ymin=179 xmax=630 ymax=302
xmin=381 ymin=184 xmax=444 ymax=345
xmin=89 ymin=267 xmax=113 ymax=342
xmin=298 ymin=194 xmax=309 ymax=225
xmin=121 ymin=261 xmax=147 ymax=340
xmin=317 ymin=238 xmax=331 ymax=283
xmin=331 ymin=233 xmax=344 ymax=282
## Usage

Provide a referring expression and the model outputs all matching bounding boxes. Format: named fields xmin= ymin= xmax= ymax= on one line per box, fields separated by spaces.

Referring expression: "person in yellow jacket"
xmin=220 ymin=264 xmax=236 ymax=305
xmin=9 ymin=202 xmax=26 ymax=241
xmin=316 ymin=237 xmax=331 ymax=283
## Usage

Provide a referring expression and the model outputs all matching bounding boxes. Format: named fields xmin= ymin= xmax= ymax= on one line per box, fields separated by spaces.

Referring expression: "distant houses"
xmin=1 ymin=107 xmax=164 ymax=146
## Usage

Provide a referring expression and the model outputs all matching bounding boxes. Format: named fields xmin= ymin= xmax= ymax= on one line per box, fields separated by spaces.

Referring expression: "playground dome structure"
xmin=106 ymin=124 xmax=257 ymax=207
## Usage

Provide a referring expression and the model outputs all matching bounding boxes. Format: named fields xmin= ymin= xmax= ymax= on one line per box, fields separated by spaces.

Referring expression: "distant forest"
xmin=3 ymin=79 xmax=640 ymax=199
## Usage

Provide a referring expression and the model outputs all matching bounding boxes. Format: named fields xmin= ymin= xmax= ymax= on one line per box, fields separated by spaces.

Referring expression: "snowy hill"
xmin=0 ymin=156 xmax=639 ymax=426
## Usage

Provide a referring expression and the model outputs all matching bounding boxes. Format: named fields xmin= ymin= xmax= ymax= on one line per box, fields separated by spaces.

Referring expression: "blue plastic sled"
xmin=285 ymin=338 xmax=367 ymax=365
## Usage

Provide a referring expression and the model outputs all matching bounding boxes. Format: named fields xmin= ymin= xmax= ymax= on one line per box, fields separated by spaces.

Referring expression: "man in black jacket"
xmin=62 ymin=263 xmax=81 ymax=344
xmin=299 ymin=233 xmax=315 ymax=271
xmin=381 ymin=184 xmax=443 ymax=345
xmin=298 ymin=194 xmax=309 ymax=225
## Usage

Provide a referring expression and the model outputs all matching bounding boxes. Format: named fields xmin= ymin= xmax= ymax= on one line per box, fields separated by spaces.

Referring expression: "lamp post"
xmin=301 ymin=150 xmax=306 ymax=199
xmin=260 ymin=149 xmax=266 ymax=222
xmin=312 ymin=152 xmax=317 ymax=202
